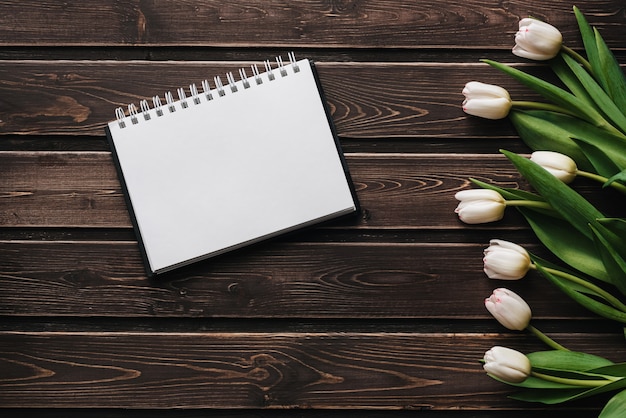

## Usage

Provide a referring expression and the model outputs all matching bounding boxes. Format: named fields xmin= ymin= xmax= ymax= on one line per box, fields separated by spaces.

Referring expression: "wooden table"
xmin=1 ymin=1 xmax=625 ymax=416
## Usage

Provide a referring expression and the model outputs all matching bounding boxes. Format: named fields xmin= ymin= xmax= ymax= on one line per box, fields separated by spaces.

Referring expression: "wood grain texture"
xmin=0 ymin=240 xmax=595 ymax=318
xmin=1 ymin=332 xmax=623 ymax=409
xmin=1 ymin=0 xmax=625 ymax=414
xmin=0 ymin=1 xmax=624 ymax=49
xmin=0 ymin=61 xmax=565 ymax=137
xmin=2 ymin=152 xmax=623 ymax=228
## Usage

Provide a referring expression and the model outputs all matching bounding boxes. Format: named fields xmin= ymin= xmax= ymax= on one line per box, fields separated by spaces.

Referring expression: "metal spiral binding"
xmin=114 ymin=52 xmax=301 ymax=128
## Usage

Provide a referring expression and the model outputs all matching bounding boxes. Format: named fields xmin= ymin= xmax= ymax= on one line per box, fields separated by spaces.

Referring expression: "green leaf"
xmin=528 ymin=350 xmax=614 ymax=371
xmin=487 ymin=372 xmax=578 ymax=390
xmin=593 ymin=219 xmax=626 ymax=260
xmin=561 ymin=53 xmax=626 ymax=134
xmin=469 ymin=178 xmax=545 ymax=202
xmin=531 ymin=254 xmax=609 ymax=294
xmin=509 ymin=110 xmax=593 ymax=171
xmin=595 ymin=27 xmax=626 ymax=113
xmin=501 ymin=150 xmax=604 ymax=240
xmin=605 ymin=169 xmax=626 ymax=188
xmin=600 ymin=389 xmax=626 ymax=418
xmin=521 ymin=209 xmax=611 ymax=283
xmin=511 ymin=110 xmax=626 ymax=173
xmin=573 ymin=6 xmax=600 ymax=81
xmin=483 ymin=59 xmax=611 ymax=130
xmin=511 ymin=375 xmax=626 ymax=404
xmin=590 ymin=223 xmax=626 ymax=296
xmin=510 ymin=387 xmax=589 ymax=404
xmin=534 ymin=261 xmax=626 ymax=323
xmin=592 ymin=363 xmax=626 ymax=378
xmin=571 ymin=138 xmax=623 ymax=178
xmin=532 ymin=366 xmax=617 ymax=383
xmin=550 ymin=53 xmax=600 ymax=111
xmin=598 ymin=218 xmax=626 ymax=237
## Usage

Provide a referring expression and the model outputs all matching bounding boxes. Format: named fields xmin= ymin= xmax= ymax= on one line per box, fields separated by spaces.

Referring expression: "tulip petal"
xmin=483 ymin=346 xmax=531 ymax=384
xmin=463 ymin=97 xmax=511 ymax=119
xmin=457 ymin=201 xmax=505 ymax=224
xmin=455 ymin=189 xmax=504 ymax=202
xmin=463 ymin=81 xmax=511 ymax=100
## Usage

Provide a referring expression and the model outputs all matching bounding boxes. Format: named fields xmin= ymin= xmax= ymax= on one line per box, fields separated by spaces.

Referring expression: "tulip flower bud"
xmin=530 ymin=151 xmax=577 ymax=184
xmin=462 ymin=81 xmax=512 ymax=119
xmin=485 ymin=288 xmax=532 ymax=331
xmin=454 ymin=189 xmax=506 ymax=224
xmin=483 ymin=346 xmax=531 ymax=383
xmin=513 ymin=18 xmax=563 ymax=61
xmin=483 ymin=239 xmax=532 ymax=280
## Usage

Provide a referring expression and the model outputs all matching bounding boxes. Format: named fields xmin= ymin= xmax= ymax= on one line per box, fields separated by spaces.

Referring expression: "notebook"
xmin=106 ymin=53 xmax=359 ymax=276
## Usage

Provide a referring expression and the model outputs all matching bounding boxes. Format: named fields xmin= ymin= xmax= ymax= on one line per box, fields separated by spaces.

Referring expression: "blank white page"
xmin=106 ymin=58 xmax=358 ymax=275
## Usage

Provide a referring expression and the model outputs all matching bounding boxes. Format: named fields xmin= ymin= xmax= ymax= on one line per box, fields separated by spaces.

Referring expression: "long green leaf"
xmin=592 ymin=363 xmax=626 ymax=378
xmin=573 ymin=6 xmax=601 ymax=81
xmin=484 ymin=59 xmax=612 ymax=131
xmin=469 ymin=178 xmax=545 ymax=202
xmin=561 ymin=53 xmax=626 ymax=134
xmin=502 ymin=150 xmax=604 ymax=240
xmin=551 ymin=53 xmax=600 ymax=111
xmin=509 ymin=387 xmax=588 ymax=404
xmin=600 ymin=389 xmax=626 ymax=418
xmin=497 ymin=374 xmax=581 ymax=390
xmin=595 ymin=27 xmax=626 ymax=113
xmin=572 ymin=138 xmax=623 ymax=178
xmin=511 ymin=110 xmax=626 ymax=173
xmin=530 ymin=254 xmax=608 ymax=295
xmin=509 ymin=110 xmax=593 ymax=171
xmin=593 ymin=219 xmax=626 ymax=260
xmin=511 ymin=376 xmax=626 ymax=404
xmin=528 ymin=350 xmax=613 ymax=371
xmin=521 ymin=209 xmax=610 ymax=283
xmin=590 ymin=223 xmax=626 ymax=296
xmin=532 ymin=366 xmax=617 ymax=382
xmin=535 ymin=261 xmax=626 ymax=323
xmin=598 ymin=218 xmax=626 ymax=237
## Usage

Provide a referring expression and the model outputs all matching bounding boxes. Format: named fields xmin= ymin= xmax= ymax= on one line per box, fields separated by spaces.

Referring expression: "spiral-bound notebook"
xmin=106 ymin=54 xmax=359 ymax=276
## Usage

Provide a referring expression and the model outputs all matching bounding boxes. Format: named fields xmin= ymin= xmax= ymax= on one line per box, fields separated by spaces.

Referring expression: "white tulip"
xmin=462 ymin=81 xmax=512 ymax=119
xmin=454 ymin=189 xmax=506 ymax=224
xmin=483 ymin=346 xmax=531 ymax=383
xmin=513 ymin=18 xmax=563 ymax=61
xmin=483 ymin=239 xmax=532 ymax=280
xmin=530 ymin=151 xmax=577 ymax=184
xmin=485 ymin=288 xmax=532 ymax=331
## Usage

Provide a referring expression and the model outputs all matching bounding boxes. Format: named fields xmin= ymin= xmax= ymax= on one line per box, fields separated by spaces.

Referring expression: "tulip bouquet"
xmin=457 ymin=6 xmax=626 ymax=416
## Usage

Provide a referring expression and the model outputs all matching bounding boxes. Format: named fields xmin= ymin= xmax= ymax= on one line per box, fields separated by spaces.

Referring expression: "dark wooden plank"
xmin=0 ymin=60 xmax=558 ymax=137
xmin=0 ymin=151 xmax=130 ymax=227
xmin=0 ymin=1 xmax=624 ymax=49
xmin=0 ymin=240 xmax=600 ymax=318
xmin=0 ymin=331 xmax=622 ymax=410
xmin=0 ymin=411 xmax=603 ymax=418
xmin=2 ymin=152 xmax=623 ymax=228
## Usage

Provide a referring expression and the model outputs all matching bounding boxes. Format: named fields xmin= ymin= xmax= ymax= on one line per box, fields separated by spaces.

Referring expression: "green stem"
xmin=511 ymin=100 xmax=581 ymax=118
xmin=531 ymin=370 xmax=619 ymax=387
xmin=526 ymin=324 xmax=569 ymax=351
xmin=561 ymin=45 xmax=594 ymax=74
xmin=531 ymin=264 xmax=626 ymax=313
xmin=505 ymin=199 xmax=553 ymax=211
xmin=577 ymin=170 xmax=626 ymax=194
